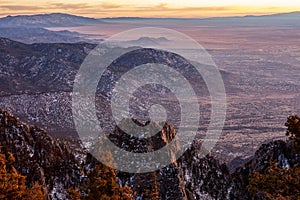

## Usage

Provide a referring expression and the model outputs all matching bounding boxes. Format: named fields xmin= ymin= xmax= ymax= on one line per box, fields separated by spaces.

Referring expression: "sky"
xmin=0 ymin=0 xmax=300 ymax=18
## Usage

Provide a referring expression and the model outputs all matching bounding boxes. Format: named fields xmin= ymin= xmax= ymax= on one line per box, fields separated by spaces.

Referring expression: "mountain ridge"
xmin=1 ymin=11 xmax=300 ymax=22
xmin=0 ymin=109 xmax=85 ymax=199
xmin=0 ymin=13 xmax=105 ymax=27
xmin=97 ymin=11 xmax=300 ymax=20
xmin=1 ymin=109 xmax=299 ymax=199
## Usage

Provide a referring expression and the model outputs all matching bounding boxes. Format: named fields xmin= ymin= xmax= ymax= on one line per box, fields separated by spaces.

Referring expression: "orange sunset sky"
xmin=0 ymin=0 xmax=300 ymax=18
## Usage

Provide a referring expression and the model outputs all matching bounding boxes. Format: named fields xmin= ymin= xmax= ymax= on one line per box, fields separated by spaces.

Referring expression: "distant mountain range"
xmin=0 ymin=11 xmax=300 ymax=27
xmin=0 ymin=13 xmax=104 ymax=27
xmin=99 ymin=11 xmax=300 ymax=21
xmin=244 ymin=11 xmax=300 ymax=19
xmin=101 ymin=11 xmax=300 ymax=20
xmin=0 ymin=27 xmax=100 ymax=44
xmin=0 ymin=13 xmax=107 ymax=43
xmin=201 ymin=11 xmax=300 ymax=27
xmin=0 ymin=12 xmax=299 ymax=43
xmin=102 ymin=11 xmax=300 ymax=27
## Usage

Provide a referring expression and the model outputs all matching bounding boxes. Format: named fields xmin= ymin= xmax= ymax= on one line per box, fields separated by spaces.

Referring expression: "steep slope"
xmin=107 ymin=119 xmax=232 ymax=199
xmin=1 ymin=109 xmax=299 ymax=199
xmin=0 ymin=38 xmax=236 ymax=137
xmin=0 ymin=38 xmax=97 ymax=135
xmin=114 ymin=121 xmax=299 ymax=199
xmin=0 ymin=37 xmax=96 ymax=95
xmin=229 ymin=140 xmax=300 ymax=199
xmin=0 ymin=109 xmax=233 ymax=199
xmin=0 ymin=109 xmax=84 ymax=199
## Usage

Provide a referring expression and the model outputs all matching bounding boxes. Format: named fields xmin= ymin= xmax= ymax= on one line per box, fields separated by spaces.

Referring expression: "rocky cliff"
xmin=1 ymin=109 xmax=299 ymax=199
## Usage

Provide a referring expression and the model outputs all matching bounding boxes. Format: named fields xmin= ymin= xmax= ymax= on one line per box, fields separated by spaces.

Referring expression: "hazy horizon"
xmin=1 ymin=10 xmax=300 ymax=20
xmin=1 ymin=0 xmax=300 ymax=18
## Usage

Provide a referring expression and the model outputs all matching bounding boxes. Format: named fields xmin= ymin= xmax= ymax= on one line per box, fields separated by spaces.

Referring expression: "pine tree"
xmin=83 ymin=151 xmax=133 ymax=200
xmin=248 ymin=161 xmax=300 ymax=199
xmin=0 ymin=152 xmax=27 ymax=199
xmin=285 ymin=115 xmax=300 ymax=149
xmin=23 ymin=182 xmax=46 ymax=200
xmin=0 ymin=151 xmax=45 ymax=200
xmin=67 ymin=188 xmax=82 ymax=200
xmin=143 ymin=172 xmax=160 ymax=200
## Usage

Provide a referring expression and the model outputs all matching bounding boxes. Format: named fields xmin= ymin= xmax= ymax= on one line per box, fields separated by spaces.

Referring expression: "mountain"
xmin=102 ymin=11 xmax=300 ymax=27
xmin=0 ymin=37 xmax=96 ymax=95
xmin=170 ymin=135 xmax=300 ymax=199
xmin=0 ymin=109 xmax=85 ymax=199
xmin=234 ymin=11 xmax=300 ymax=27
xmin=0 ymin=13 xmax=107 ymax=43
xmin=0 ymin=37 xmax=235 ymax=137
xmin=0 ymin=27 xmax=100 ymax=44
xmin=122 ymin=36 xmax=171 ymax=47
xmin=193 ymin=12 xmax=300 ymax=27
xmin=246 ymin=11 xmax=300 ymax=19
xmin=0 ymin=37 xmax=97 ymax=134
xmin=88 ymin=117 xmax=232 ymax=199
xmin=1 ymin=109 xmax=299 ymax=199
xmin=0 ymin=109 xmax=232 ymax=199
xmin=206 ymin=11 xmax=300 ymax=27
xmin=0 ymin=12 xmax=299 ymax=43
xmin=1 ymin=11 xmax=300 ymax=29
xmin=0 ymin=13 xmax=103 ymax=27
xmin=230 ymin=139 xmax=300 ymax=199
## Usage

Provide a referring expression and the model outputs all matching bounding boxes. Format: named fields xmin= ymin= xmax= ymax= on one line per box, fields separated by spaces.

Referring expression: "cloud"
xmin=156 ymin=3 xmax=168 ymax=9
xmin=50 ymin=3 xmax=91 ymax=10
xmin=80 ymin=5 xmax=245 ymax=16
xmin=0 ymin=1 xmax=298 ymax=18
xmin=0 ymin=5 xmax=44 ymax=11
xmin=100 ymin=2 xmax=123 ymax=9
xmin=133 ymin=5 xmax=241 ymax=12
xmin=80 ymin=4 xmax=288 ymax=18
xmin=136 ymin=3 xmax=168 ymax=10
